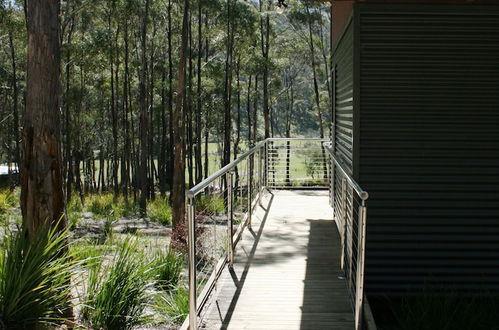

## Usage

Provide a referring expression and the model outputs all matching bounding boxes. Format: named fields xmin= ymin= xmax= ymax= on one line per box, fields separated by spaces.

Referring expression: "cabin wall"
xmin=356 ymin=4 xmax=499 ymax=296
xmin=331 ymin=16 xmax=356 ymax=245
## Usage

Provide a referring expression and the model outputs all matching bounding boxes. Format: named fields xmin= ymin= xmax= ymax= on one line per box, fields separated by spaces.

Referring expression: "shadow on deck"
xmin=200 ymin=190 xmax=354 ymax=330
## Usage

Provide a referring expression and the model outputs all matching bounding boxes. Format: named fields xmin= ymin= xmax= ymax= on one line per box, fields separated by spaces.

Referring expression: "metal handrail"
xmin=323 ymin=140 xmax=368 ymax=330
xmin=186 ymin=140 xmax=265 ymax=198
xmin=185 ymin=137 xmax=332 ymax=329
xmin=323 ymin=142 xmax=369 ymax=201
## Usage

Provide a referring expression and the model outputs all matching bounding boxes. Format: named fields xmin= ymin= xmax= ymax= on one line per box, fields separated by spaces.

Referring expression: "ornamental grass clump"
xmin=0 ymin=224 xmax=74 ymax=328
xmin=147 ymin=197 xmax=172 ymax=225
xmin=154 ymin=286 xmax=189 ymax=325
xmin=82 ymin=238 xmax=151 ymax=330
xmin=153 ymin=248 xmax=184 ymax=291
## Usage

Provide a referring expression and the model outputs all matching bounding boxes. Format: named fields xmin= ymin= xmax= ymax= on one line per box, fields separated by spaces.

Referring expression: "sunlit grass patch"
xmin=0 ymin=224 xmax=74 ymax=328
xmin=82 ymin=237 xmax=152 ymax=329
xmin=147 ymin=197 xmax=172 ymax=225
xmin=153 ymin=248 xmax=184 ymax=291
xmin=154 ymin=286 xmax=189 ymax=325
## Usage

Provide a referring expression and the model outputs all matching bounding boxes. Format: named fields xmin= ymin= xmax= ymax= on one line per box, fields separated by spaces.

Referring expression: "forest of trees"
xmin=0 ymin=0 xmax=331 ymax=226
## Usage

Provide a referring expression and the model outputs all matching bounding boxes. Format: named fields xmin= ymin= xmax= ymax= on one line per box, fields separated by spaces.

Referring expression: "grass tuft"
xmin=154 ymin=287 xmax=189 ymax=325
xmin=147 ymin=197 xmax=172 ymax=225
xmin=82 ymin=237 xmax=151 ymax=330
xmin=153 ymin=248 xmax=184 ymax=291
xmin=0 ymin=224 xmax=74 ymax=328
xmin=196 ymin=195 xmax=225 ymax=215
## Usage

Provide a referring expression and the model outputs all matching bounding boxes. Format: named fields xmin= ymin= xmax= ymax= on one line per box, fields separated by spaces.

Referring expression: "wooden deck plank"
xmin=200 ymin=190 xmax=354 ymax=330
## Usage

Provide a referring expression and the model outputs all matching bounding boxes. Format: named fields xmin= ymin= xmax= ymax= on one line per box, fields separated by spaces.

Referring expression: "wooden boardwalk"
xmin=200 ymin=190 xmax=354 ymax=330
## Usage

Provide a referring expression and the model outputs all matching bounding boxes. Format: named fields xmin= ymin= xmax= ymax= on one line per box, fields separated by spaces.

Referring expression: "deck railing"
xmin=323 ymin=141 xmax=369 ymax=330
xmin=182 ymin=138 xmax=333 ymax=329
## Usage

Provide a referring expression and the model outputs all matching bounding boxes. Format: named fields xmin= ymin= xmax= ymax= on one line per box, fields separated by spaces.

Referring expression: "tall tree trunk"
xmin=109 ymin=14 xmax=119 ymax=198
xmin=187 ymin=16 xmax=194 ymax=188
xmin=223 ymin=0 xmax=234 ymax=168
xmin=167 ymin=0 xmax=174 ymax=191
xmin=172 ymin=0 xmax=189 ymax=234
xmin=8 ymin=31 xmax=20 ymax=180
xmin=122 ymin=21 xmax=131 ymax=199
xmin=259 ymin=0 xmax=270 ymax=139
xmin=22 ymin=0 xmax=66 ymax=234
xmin=246 ymin=75 xmax=252 ymax=145
xmin=139 ymin=0 xmax=150 ymax=214
xmin=306 ymin=6 xmax=327 ymax=179
xmin=63 ymin=17 xmax=74 ymax=202
xmin=195 ymin=0 xmax=203 ymax=184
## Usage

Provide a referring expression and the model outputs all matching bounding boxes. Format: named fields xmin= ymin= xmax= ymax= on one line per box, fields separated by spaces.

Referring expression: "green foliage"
xmin=86 ymin=193 xmax=139 ymax=220
xmin=153 ymin=248 xmax=184 ymax=291
xmin=0 ymin=225 xmax=74 ymax=328
xmin=0 ymin=190 xmax=16 ymax=213
xmin=70 ymin=238 xmax=109 ymax=269
xmin=82 ymin=238 xmax=151 ymax=330
xmin=196 ymin=194 xmax=225 ymax=215
xmin=154 ymin=287 xmax=189 ymax=325
xmin=87 ymin=193 xmax=120 ymax=219
xmin=147 ymin=197 xmax=172 ymax=225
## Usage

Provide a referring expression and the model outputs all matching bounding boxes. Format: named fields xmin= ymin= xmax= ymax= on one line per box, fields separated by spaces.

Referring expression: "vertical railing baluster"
xmin=264 ymin=141 xmax=268 ymax=188
xmin=187 ymin=196 xmax=196 ymax=329
xmin=247 ymin=155 xmax=252 ymax=228
xmin=258 ymin=148 xmax=262 ymax=204
xmin=226 ymin=172 xmax=234 ymax=267
xmin=355 ymin=202 xmax=367 ymax=330
xmin=340 ymin=178 xmax=347 ymax=271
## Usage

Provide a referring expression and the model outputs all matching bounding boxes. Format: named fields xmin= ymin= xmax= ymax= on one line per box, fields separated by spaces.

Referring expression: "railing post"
xmin=187 ymin=197 xmax=197 ymax=329
xmin=247 ymin=155 xmax=252 ymax=228
xmin=259 ymin=148 xmax=263 ymax=203
xmin=226 ymin=172 xmax=234 ymax=267
xmin=264 ymin=141 xmax=268 ymax=188
xmin=340 ymin=178 xmax=347 ymax=271
xmin=355 ymin=203 xmax=367 ymax=330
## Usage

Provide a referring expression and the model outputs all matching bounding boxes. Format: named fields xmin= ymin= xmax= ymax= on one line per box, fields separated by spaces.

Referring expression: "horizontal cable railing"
xmin=265 ymin=138 xmax=329 ymax=189
xmin=183 ymin=137 xmax=330 ymax=329
xmin=323 ymin=141 xmax=369 ymax=330
xmin=184 ymin=141 xmax=265 ymax=329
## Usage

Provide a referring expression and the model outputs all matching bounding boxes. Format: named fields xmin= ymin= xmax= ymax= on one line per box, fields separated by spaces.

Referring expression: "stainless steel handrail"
xmin=323 ymin=142 xmax=369 ymax=201
xmin=185 ymin=137 xmax=332 ymax=329
xmin=186 ymin=140 xmax=266 ymax=198
xmin=323 ymin=140 xmax=368 ymax=330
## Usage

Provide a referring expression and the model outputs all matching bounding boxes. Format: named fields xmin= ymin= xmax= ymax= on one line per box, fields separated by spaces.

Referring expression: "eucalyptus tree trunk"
xmin=195 ymin=0 xmax=203 ymax=184
xmin=22 ymin=0 xmax=66 ymax=235
xmin=8 ymin=31 xmax=20 ymax=183
xmin=306 ymin=5 xmax=327 ymax=179
xmin=172 ymin=0 xmax=189 ymax=233
xmin=223 ymin=0 xmax=234 ymax=168
xmin=139 ymin=0 xmax=150 ymax=214
xmin=259 ymin=0 xmax=270 ymax=139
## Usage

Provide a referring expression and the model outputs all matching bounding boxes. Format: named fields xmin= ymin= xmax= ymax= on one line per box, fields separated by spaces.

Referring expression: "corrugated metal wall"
xmin=331 ymin=18 xmax=359 ymax=301
xmin=332 ymin=19 xmax=354 ymax=228
xmin=357 ymin=4 xmax=499 ymax=296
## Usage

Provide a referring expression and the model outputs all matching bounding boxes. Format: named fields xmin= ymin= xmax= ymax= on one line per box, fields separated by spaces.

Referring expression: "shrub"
xmin=82 ymin=238 xmax=151 ymax=330
xmin=153 ymin=248 xmax=184 ymax=291
xmin=154 ymin=287 xmax=189 ymax=325
xmin=0 ymin=190 xmax=16 ymax=213
xmin=87 ymin=193 xmax=123 ymax=219
xmin=147 ymin=197 xmax=172 ymax=225
xmin=0 ymin=224 xmax=74 ymax=328
xmin=196 ymin=195 xmax=225 ymax=215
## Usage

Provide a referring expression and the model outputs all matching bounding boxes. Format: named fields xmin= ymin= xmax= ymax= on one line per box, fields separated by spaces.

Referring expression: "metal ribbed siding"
xmin=331 ymin=18 xmax=360 ymax=301
xmin=357 ymin=5 xmax=499 ymax=296
xmin=332 ymin=20 xmax=354 ymax=231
